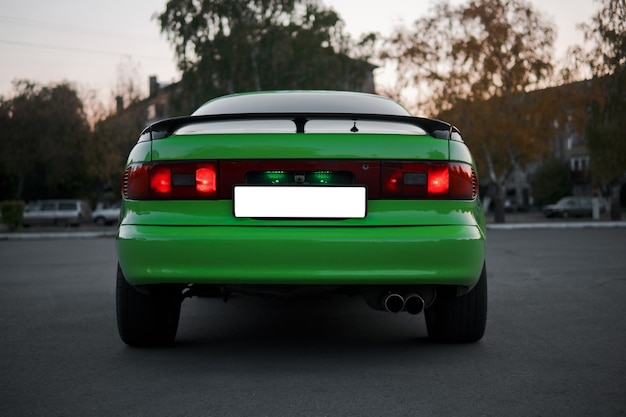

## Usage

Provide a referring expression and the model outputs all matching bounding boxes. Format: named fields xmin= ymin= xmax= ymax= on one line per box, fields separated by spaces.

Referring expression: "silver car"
xmin=92 ymin=201 xmax=121 ymax=226
xmin=542 ymin=196 xmax=592 ymax=218
xmin=23 ymin=199 xmax=92 ymax=227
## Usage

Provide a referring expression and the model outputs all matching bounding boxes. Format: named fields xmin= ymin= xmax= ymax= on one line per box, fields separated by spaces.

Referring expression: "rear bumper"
xmin=117 ymin=224 xmax=485 ymax=288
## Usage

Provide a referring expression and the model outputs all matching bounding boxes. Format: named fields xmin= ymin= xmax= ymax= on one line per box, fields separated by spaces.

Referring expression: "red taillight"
xmin=196 ymin=165 xmax=217 ymax=195
xmin=427 ymin=164 xmax=449 ymax=196
xmin=382 ymin=162 xmax=428 ymax=198
xmin=123 ymin=164 xmax=150 ymax=199
xmin=449 ymin=162 xmax=476 ymax=199
xmin=151 ymin=166 xmax=172 ymax=196
xmin=121 ymin=160 xmax=476 ymax=201
xmin=381 ymin=161 xmax=476 ymax=200
xmin=122 ymin=162 xmax=218 ymax=200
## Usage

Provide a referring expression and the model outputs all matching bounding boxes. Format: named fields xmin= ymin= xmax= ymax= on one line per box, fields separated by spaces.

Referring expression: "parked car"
xmin=116 ymin=91 xmax=487 ymax=346
xmin=23 ymin=199 xmax=91 ymax=227
xmin=92 ymin=201 xmax=121 ymax=226
xmin=542 ymin=196 xmax=593 ymax=218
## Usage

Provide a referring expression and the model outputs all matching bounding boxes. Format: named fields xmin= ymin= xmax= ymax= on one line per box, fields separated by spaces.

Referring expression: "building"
xmin=135 ymin=60 xmax=377 ymax=125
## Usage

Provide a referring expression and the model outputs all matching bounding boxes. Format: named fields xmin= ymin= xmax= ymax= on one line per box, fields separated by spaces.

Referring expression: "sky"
xmin=0 ymin=0 xmax=598 ymax=107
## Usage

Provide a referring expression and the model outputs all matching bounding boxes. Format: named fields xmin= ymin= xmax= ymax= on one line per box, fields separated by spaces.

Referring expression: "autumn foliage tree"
xmin=580 ymin=0 xmax=626 ymax=219
xmin=384 ymin=0 xmax=556 ymax=222
xmin=87 ymin=57 xmax=150 ymax=203
xmin=89 ymin=104 xmax=148 ymax=203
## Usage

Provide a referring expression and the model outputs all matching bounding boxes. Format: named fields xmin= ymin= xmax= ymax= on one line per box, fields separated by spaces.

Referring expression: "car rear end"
xmin=115 ymin=91 xmax=487 ymax=346
xmin=118 ymin=127 xmax=484 ymax=285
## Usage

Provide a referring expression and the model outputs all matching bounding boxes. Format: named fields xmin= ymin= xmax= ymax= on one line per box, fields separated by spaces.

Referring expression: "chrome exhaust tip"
xmin=404 ymin=293 xmax=425 ymax=315
xmin=383 ymin=293 xmax=405 ymax=314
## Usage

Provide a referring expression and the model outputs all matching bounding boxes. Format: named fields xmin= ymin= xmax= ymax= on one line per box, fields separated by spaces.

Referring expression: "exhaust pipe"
xmin=404 ymin=293 xmax=425 ymax=315
xmin=383 ymin=293 xmax=405 ymax=314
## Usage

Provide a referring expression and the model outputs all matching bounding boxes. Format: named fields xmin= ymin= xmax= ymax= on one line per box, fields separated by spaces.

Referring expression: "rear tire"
xmin=425 ymin=264 xmax=487 ymax=343
xmin=116 ymin=264 xmax=182 ymax=347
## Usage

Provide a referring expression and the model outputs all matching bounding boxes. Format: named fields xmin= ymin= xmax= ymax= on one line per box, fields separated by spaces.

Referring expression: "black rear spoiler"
xmin=140 ymin=112 xmax=461 ymax=141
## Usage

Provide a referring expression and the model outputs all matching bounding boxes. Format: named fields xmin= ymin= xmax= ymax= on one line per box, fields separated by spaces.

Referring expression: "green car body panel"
xmin=117 ymin=201 xmax=485 ymax=287
xmin=117 ymin=130 xmax=485 ymax=289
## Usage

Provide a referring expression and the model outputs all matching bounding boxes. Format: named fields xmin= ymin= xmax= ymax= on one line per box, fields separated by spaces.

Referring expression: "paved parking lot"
xmin=0 ymin=228 xmax=625 ymax=416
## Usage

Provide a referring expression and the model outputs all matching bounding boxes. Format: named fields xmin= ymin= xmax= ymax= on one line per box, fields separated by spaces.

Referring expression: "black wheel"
xmin=94 ymin=216 xmax=106 ymax=226
xmin=425 ymin=263 xmax=487 ymax=343
xmin=116 ymin=264 xmax=182 ymax=347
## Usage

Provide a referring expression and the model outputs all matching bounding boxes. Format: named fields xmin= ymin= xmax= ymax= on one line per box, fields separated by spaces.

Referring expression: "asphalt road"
xmin=1 ymin=229 xmax=625 ymax=417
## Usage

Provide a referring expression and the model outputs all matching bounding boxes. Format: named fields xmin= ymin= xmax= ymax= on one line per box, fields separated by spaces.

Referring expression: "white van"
xmin=23 ymin=199 xmax=92 ymax=227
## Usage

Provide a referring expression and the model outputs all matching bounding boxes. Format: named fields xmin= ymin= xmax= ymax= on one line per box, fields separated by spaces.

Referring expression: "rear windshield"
xmin=174 ymin=119 xmax=426 ymax=135
xmin=59 ymin=202 xmax=77 ymax=211
xmin=175 ymin=120 xmax=294 ymax=134
xmin=306 ymin=119 xmax=426 ymax=134
xmin=192 ymin=92 xmax=412 ymax=117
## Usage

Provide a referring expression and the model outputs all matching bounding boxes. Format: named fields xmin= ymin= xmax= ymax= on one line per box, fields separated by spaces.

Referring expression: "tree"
xmin=112 ymin=56 xmax=145 ymax=109
xmin=0 ymin=81 xmax=91 ymax=201
xmin=581 ymin=0 xmax=626 ymax=219
xmin=384 ymin=0 xmax=556 ymax=222
xmin=530 ymin=158 xmax=572 ymax=206
xmin=158 ymin=0 xmax=373 ymax=114
xmin=89 ymin=103 xmax=149 ymax=204
xmin=85 ymin=56 xmax=155 ymax=204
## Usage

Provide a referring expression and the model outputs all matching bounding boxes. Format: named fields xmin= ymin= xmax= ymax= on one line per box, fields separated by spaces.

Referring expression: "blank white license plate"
xmin=234 ymin=186 xmax=367 ymax=218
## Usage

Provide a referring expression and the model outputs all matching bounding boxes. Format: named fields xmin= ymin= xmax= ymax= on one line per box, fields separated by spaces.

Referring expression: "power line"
xmin=0 ymin=39 xmax=173 ymax=61
xmin=0 ymin=15 xmax=162 ymax=43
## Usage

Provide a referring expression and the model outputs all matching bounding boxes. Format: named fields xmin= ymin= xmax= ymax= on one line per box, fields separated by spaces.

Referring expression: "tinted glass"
xmin=41 ymin=202 xmax=56 ymax=211
xmin=305 ymin=119 xmax=426 ymax=134
xmin=175 ymin=120 xmax=295 ymax=135
xmin=174 ymin=118 xmax=427 ymax=135
xmin=193 ymin=92 xmax=412 ymax=117
xmin=59 ymin=202 xmax=76 ymax=211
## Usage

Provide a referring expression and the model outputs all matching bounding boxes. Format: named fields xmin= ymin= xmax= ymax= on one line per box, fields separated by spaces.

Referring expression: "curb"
xmin=487 ymin=221 xmax=626 ymax=230
xmin=0 ymin=230 xmax=117 ymax=241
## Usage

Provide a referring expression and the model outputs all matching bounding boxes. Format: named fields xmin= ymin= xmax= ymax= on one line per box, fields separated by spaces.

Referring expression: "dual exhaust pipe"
xmin=383 ymin=292 xmax=425 ymax=315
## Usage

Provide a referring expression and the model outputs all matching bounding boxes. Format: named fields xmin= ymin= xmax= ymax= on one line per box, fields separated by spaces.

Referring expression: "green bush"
xmin=1 ymin=201 xmax=25 ymax=230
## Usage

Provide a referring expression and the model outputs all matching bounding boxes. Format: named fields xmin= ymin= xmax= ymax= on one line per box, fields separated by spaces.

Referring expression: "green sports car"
xmin=116 ymin=91 xmax=487 ymax=346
